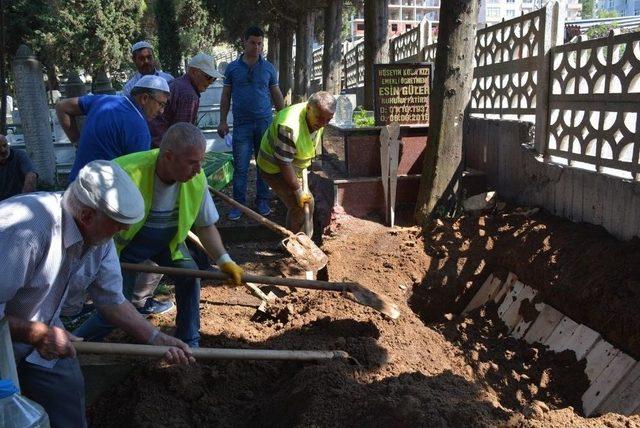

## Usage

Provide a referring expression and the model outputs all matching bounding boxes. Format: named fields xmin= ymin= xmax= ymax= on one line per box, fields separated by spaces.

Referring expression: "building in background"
xmin=596 ymin=0 xmax=640 ymax=16
xmin=350 ymin=0 xmax=440 ymax=39
xmin=349 ymin=0 xmax=583 ymax=39
xmin=479 ymin=0 xmax=582 ymax=27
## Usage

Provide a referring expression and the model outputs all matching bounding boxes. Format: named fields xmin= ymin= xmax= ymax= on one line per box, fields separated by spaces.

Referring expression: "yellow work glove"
xmin=216 ymin=254 xmax=243 ymax=286
xmin=295 ymin=188 xmax=313 ymax=208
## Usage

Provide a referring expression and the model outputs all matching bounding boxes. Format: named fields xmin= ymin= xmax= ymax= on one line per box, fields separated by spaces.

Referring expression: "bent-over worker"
xmin=74 ymin=123 xmax=243 ymax=348
xmin=256 ymin=91 xmax=336 ymax=236
xmin=0 ymin=160 xmax=193 ymax=428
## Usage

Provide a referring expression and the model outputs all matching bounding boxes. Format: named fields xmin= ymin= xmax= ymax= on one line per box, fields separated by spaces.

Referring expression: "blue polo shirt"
xmin=224 ymin=54 xmax=278 ymax=125
xmin=69 ymin=95 xmax=150 ymax=181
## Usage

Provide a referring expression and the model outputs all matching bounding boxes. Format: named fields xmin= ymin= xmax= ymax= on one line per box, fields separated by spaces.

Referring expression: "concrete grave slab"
xmin=582 ymin=351 xmax=636 ymax=416
xmin=523 ymin=304 xmax=564 ymax=344
xmin=463 ymin=274 xmax=500 ymax=314
xmin=511 ymin=302 xmax=545 ymax=340
xmin=544 ymin=316 xmax=580 ymax=352
xmin=500 ymin=284 xmax=537 ymax=332
xmin=493 ymin=271 xmax=518 ymax=304
xmin=597 ymin=362 xmax=640 ymax=415
xmin=497 ymin=280 xmax=525 ymax=321
xmin=559 ymin=324 xmax=601 ymax=360
xmin=585 ymin=340 xmax=620 ymax=383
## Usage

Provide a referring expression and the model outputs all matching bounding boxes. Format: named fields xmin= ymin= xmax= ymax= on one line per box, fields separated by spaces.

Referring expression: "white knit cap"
xmin=71 ymin=160 xmax=144 ymax=224
xmin=188 ymin=52 xmax=223 ymax=79
xmin=131 ymin=40 xmax=153 ymax=53
xmin=134 ymin=75 xmax=170 ymax=94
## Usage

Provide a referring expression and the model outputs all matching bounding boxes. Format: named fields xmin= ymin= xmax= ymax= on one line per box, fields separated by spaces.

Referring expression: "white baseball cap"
xmin=71 ymin=160 xmax=145 ymax=224
xmin=188 ymin=52 xmax=224 ymax=79
xmin=131 ymin=41 xmax=153 ymax=54
xmin=134 ymin=75 xmax=170 ymax=94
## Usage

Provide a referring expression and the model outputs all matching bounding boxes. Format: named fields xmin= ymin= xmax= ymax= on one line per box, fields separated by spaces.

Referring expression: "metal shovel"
xmin=120 ymin=263 xmax=401 ymax=319
xmin=210 ymin=187 xmax=328 ymax=271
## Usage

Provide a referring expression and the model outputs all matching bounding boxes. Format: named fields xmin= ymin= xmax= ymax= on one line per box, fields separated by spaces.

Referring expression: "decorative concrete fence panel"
xmin=344 ymin=40 xmax=365 ymax=89
xmin=390 ymin=19 xmax=432 ymax=64
xmin=311 ymin=46 xmax=324 ymax=87
xmin=471 ymin=5 xmax=561 ymax=127
xmin=545 ymin=30 xmax=640 ymax=181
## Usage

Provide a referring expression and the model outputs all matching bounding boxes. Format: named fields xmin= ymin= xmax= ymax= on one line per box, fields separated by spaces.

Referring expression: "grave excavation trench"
xmin=84 ymin=206 xmax=640 ymax=427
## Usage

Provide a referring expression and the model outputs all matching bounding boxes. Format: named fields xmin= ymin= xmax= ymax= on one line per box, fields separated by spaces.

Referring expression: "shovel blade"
xmin=282 ymin=233 xmax=328 ymax=271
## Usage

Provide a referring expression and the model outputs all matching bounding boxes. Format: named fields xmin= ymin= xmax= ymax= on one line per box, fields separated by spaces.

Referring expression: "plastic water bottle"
xmin=0 ymin=379 xmax=50 ymax=427
xmin=334 ymin=95 xmax=353 ymax=127
xmin=224 ymin=133 xmax=233 ymax=148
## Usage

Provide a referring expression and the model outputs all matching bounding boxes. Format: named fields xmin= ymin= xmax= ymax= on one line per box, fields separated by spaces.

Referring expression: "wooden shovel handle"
xmin=74 ymin=342 xmax=349 ymax=361
xmin=209 ymin=186 xmax=293 ymax=238
xmin=120 ymin=262 xmax=348 ymax=293
xmin=186 ymin=231 xmax=270 ymax=301
xmin=302 ymin=168 xmax=312 ymax=237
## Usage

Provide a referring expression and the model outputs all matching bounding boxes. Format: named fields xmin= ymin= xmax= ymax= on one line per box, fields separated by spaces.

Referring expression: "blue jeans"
xmin=74 ymin=243 xmax=202 ymax=347
xmin=232 ymin=118 xmax=272 ymax=205
xmin=18 ymin=357 xmax=87 ymax=428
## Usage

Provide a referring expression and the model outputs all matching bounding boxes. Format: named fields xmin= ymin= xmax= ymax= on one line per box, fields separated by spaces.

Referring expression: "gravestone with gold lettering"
xmin=373 ymin=63 xmax=431 ymax=126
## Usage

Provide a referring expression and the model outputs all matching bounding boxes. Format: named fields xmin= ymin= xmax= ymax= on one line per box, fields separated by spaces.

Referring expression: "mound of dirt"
xmin=88 ymin=207 xmax=640 ymax=427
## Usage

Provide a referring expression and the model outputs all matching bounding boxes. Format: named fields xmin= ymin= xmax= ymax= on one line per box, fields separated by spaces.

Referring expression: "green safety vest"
xmin=113 ymin=149 xmax=206 ymax=261
xmin=257 ymin=102 xmax=324 ymax=175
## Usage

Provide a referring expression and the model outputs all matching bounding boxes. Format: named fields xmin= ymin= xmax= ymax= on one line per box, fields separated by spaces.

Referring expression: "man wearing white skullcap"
xmin=122 ymin=40 xmax=174 ymax=97
xmin=56 ymin=74 xmax=171 ymax=182
xmin=0 ymin=160 xmax=194 ymax=428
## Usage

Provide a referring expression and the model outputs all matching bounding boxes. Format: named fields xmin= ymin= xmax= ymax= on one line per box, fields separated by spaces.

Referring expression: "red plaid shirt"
xmin=149 ymin=74 xmax=200 ymax=147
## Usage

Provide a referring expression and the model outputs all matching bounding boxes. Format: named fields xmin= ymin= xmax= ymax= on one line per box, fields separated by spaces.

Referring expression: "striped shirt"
xmin=0 ymin=192 xmax=125 ymax=362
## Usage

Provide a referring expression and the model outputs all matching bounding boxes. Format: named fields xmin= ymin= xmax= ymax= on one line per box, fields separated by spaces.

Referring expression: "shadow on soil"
xmin=407 ymin=209 xmax=554 ymax=324
xmin=87 ymin=318 xmax=510 ymax=427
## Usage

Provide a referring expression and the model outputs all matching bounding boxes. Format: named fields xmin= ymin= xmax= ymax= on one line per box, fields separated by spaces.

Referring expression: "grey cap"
xmin=131 ymin=40 xmax=153 ymax=53
xmin=71 ymin=160 xmax=144 ymax=224
xmin=134 ymin=75 xmax=170 ymax=94
xmin=188 ymin=52 xmax=224 ymax=79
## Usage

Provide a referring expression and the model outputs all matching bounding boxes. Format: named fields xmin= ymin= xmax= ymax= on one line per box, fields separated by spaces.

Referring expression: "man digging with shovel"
xmin=75 ymin=123 xmax=243 ymax=348
xmin=257 ymin=91 xmax=336 ymax=237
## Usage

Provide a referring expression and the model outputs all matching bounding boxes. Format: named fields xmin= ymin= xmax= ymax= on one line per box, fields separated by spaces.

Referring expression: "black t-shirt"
xmin=0 ymin=149 xmax=36 ymax=201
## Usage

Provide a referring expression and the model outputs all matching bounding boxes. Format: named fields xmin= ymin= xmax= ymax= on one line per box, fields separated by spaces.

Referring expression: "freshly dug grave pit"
xmin=88 ymin=206 xmax=640 ymax=427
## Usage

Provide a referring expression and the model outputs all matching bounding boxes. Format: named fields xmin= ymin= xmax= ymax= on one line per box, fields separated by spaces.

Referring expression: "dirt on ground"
xmin=88 ymin=204 xmax=640 ymax=427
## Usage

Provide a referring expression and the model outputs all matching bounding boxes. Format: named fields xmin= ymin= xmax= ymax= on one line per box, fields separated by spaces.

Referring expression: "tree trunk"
xmin=293 ymin=11 xmax=315 ymax=103
xmin=0 ymin=0 xmax=6 ymax=133
xmin=415 ymin=0 xmax=479 ymax=225
xmin=322 ymin=0 xmax=343 ymax=95
xmin=278 ymin=25 xmax=294 ymax=105
xmin=155 ymin=0 xmax=181 ymax=76
xmin=363 ymin=0 xmax=389 ymax=110
xmin=266 ymin=24 xmax=280 ymax=72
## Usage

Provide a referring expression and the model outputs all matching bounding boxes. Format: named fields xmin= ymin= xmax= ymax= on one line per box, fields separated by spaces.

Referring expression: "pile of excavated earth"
xmin=89 ymin=203 xmax=640 ymax=427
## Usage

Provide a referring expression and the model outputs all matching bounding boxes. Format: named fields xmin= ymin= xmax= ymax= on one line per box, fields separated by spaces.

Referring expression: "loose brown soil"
xmin=89 ymin=205 xmax=640 ymax=427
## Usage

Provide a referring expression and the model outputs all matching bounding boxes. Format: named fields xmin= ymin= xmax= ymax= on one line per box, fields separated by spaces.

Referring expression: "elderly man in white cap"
xmin=122 ymin=40 xmax=174 ymax=97
xmin=149 ymin=51 xmax=223 ymax=147
xmin=0 ymin=160 xmax=194 ymax=428
xmin=56 ymin=74 xmax=171 ymax=182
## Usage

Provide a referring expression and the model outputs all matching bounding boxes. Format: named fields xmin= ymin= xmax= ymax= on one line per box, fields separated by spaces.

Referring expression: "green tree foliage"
xmin=5 ymin=0 xmax=145 ymax=75
xmin=177 ymin=0 xmax=222 ymax=56
xmin=155 ymin=0 xmax=182 ymax=75
xmin=4 ymin=0 xmax=56 ymax=57
xmin=47 ymin=0 xmax=146 ymax=74
xmin=580 ymin=0 xmax=594 ymax=19
xmin=586 ymin=9 xmax=620 ymax=39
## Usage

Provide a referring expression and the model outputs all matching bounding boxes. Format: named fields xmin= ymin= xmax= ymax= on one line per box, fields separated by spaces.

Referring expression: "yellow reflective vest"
xmin=257 ymin=102 xmax=323 ymax=175
xmin=113 ymin=149 xmax=206 ymax=261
